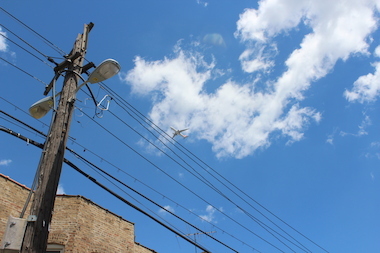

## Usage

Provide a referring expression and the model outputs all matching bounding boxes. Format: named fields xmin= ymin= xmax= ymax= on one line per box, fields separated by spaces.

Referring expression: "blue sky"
xmin=1 ymin=0 xmax=380 ymax=252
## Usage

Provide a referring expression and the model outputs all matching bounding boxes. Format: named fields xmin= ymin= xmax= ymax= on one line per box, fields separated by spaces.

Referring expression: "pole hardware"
xmin=27 ymin=215 xmax=37 ymax=222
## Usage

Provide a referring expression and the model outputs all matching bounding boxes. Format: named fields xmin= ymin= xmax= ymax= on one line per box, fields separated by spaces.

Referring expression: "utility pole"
xmin=21 ymin=23 xmax=93 ymax=253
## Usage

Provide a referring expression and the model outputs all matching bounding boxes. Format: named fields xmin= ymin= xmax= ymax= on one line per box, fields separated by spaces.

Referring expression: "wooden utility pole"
xmin=21 ymin=23 xmax=93 ymax=253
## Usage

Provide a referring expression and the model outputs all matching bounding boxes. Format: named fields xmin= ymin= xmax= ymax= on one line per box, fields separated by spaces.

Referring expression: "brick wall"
xmin=0 ymin=174 xmax=31 ymax=242
xmin=0 ymin=174 xmax=156 ymax=253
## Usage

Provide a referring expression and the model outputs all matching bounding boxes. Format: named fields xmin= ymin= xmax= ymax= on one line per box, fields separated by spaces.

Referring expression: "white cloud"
xmin=57 ymin=184 xmax=65 ymax=194
xmin=0 ymin=159 xmax=12 ymax=166
xmin=238 ymin=44 xmax=276 ymax=73
xmin=159 ymin=205 xmax=175 ymax=215
xmin=340 ymin=114 xmax=371 ymax=137
xmin=124 ymin=0 xmax=380 ymax=158
xmin=199 ymin=205 xmax=216 ymax=223
xmin=374 ymin=45 xmax=380 ymax=57
xmin=203 ymin=33 xmax=226 ymax=47
xmin=196 ymin=0 xmax=208 ymax=7
xmin=326 ymin=136 xmax=334 ymax=145
xmin=326 ymin=128 xmax=339 ymax=145
xmin=275 ymin=104 xmax=321 ymax=144
xmin=345 ymin=61 xmax=380 ymax=103
xmin=0 ymin=27 xmax=8 ymax=52
xmin=124 ymin=47 xmax=323 ymax=158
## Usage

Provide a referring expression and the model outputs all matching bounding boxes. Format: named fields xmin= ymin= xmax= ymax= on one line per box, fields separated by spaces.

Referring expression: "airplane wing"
xmin=170 ymin=126 xmax=177 ymax=131
xmin=179 ymin=128 xmax=189 ymax=133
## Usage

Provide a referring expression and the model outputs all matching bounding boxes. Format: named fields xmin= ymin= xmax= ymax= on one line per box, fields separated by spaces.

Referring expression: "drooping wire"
xmin=100 ymin=83 xmax=329 ymax=253
xmin=0 ymin=9 xmax=328 ymax=249
xmin=77 ymin=107 xmax=288 ymax=253
xmin=71 ymin=153 xmax=213 ymax=253
xmin=0 ymin=107 xmax=262 ymax=252
xmin=0 ymin=32 xmax=53 ymax=67
xmin=0 ymin=125 xmax=213 ymax=253
xmin=68 ymin=147 xmax=239 ymax=253
xmin=104 ymin=100 xmax=308 ymax=252
xmin=0 ymin=6 xmax=67 ymax=56
xmin=0 ymin=24 xmax=55 ymax=68
xmin=0 ymin=56 xmax=48 ymax=86
xmin=2 ymin=90 xmax=320 ymax=252
xmin=99 ymin=85 xmax=311 ymax=251
xmin=1 ymin=13 xmax=282 ymax=249
xmin=0 ymin=10 xmax=322 ymax=251
xmin=1 ymin=69 xmax=322 ymax=252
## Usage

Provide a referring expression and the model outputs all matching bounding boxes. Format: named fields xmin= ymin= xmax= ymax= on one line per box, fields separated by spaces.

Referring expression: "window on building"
xmin=46 ymin=244 xmax=64 ymax=253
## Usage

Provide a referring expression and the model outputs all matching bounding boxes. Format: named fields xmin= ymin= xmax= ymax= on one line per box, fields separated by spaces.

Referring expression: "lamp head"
xmin=29 ymin=96 xmax=54 ymax=119
xmin=87 ymin=59 xmax=121 ymax=84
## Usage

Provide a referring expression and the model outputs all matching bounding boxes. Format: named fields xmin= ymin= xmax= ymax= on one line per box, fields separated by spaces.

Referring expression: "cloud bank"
xmin=123 ymin=0 xmax=380 ymax=158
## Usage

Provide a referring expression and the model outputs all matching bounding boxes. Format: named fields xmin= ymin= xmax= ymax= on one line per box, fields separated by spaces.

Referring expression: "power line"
xmin=2 ymin=93 xmax=324 ymax=253
xmin=0 ymin=126 xmax=212 ymax=253
xmin=97 ymin=85 xmax=312 ymax=252
xmin=0 ymin=56 xmax=48 ymax=86
xmin=77 ymin=107 xmax=288 ymax=253
xmin=0 ymin=8 xmax=329 ymax=249
xmin=69 ymin=148 xmax=238 ymax=253
xmin=0 ymin=24 xmax=55 ymax=68
xmin=104 ymin=100 xmax=306 ymax=252
xmin=67 ymin=160 xmax=212 ymax=253
xmin=0 ymin=108 xmax=262 ymax=252
xmin=0 ymin=6 xmax=66 ymax=56
xmin=1 ymin=70 xmax=324 ymax=252
xmin=100 ymin=83 xmax=329 ymax=253
xmin=0 ymin=20 xmax=292 ymax=251
xmin=67 ymin=84 xmax=312 ymax=252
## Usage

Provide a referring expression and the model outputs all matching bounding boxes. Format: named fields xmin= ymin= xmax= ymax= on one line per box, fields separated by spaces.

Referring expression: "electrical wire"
xmin=100 ymin=83 xmax=329 ymax=253
xmin=0 ymin=26 xmax=55 ymax=68
xmin=72 ymin=151 xmax=234 ymax=253
xmin=0 ymin=65 xmax=324 ymax=251
xmin=0 ymin=108 xmax=264 ymax=252
xmin=98 ymin=85 xmax=311 ymax=252
xmin=0 ymin=126 xmax=213 ymax=253
xmin=0 ymin=56 xmax=48 ymax=86
xmin=0 ymin=9 xmax=329 ymax=250
xmin=0 ymin=109 xmax=262 ymax=252
xmin=0 ymin=23 xmax=51 ymax=59
xmin=1 ymin=94 xmax=324 ymax=251
xmin=0 ymin=6 xmax=66 ymax=56
xmin=0 ymin=23 xmax=278 ymax=250
xmin=72 ymin=153 xmax=213 ymax=252
xmin=69 ymin=147 xmax=239 ymax=253
xmin=77 ymin=107 xmax=288 ymax=253
xmin=104 ymin=103 xmax=307 ymax=252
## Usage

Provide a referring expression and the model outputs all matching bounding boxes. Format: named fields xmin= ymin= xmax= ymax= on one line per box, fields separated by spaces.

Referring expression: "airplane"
xmin=170 ymin=127 xmax=189 ymax=139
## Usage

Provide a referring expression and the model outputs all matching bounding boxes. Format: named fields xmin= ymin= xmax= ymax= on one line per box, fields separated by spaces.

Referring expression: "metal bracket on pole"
xmin=0 ymin=216 xmax=27 ymax=251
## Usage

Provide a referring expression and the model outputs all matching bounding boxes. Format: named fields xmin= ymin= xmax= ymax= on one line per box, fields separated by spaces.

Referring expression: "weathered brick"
xmin=0 ymin=174 xmax=156 ymax=253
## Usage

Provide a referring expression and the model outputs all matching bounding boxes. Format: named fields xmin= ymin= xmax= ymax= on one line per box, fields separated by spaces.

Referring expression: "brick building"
xmin=0 ymin=173 xmax=156 ymax=253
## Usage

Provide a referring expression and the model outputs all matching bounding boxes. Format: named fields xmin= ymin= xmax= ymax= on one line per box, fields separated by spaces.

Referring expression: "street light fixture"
xmin=29 ymin=96 xmax=54 ymax=119
xmin=29 ymin=59 xmax=120 ymax=119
